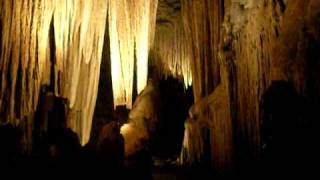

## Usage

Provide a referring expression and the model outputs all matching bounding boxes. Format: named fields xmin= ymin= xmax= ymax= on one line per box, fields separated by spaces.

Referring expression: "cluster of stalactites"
xmin=109 ymin=0 xmax=158 ymax=109
xmin=152 ymin=15 xmax=192 ymax=89
xmin=0 ymin=0 xmax=55 ymax=125
xmin=0 ymin=0 xmax=108 ymax=145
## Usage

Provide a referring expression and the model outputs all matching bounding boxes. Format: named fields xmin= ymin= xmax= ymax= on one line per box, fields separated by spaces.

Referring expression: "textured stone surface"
xmin=226 ymin=0 xmax=320 ymax=163
xmin=180 ymin=0 xmax=320 ymax=172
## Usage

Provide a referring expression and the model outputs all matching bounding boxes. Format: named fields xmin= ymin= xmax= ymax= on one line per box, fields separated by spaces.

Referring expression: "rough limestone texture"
xmin=226 ymin=0 xmax=320 ymax=163
xmin=180 ymin=0 xmax=320 ymax=172
xmin=180 ymin=0 xmax=233 ymax=171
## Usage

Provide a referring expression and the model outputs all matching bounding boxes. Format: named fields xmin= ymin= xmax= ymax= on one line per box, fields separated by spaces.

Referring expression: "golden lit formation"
xmin=0 ymin=0 xmax=108 ymax=145
xmin=0 ymin=0 xmax=186 ymax=146
xmin=53 ymin=0 xmax=108 ymax=145
xmin=109 ymin=0 xmax=158 ymax=108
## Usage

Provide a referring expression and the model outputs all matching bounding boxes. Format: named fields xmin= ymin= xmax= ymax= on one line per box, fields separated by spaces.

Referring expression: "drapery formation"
xmin=181 ymin=0 xmax=223 ymax=101
xmin=151 ymin=0 xmax=192 ymax=88
xmin=0 ymin=0 xmax=53 ymax=126
xmin=0 ymin=0 xmax=159 ymax=145
xmin=109 ymin=0 xmax=158 ymax=108
xmin=180 ymin=0 xmax=233 ymax=170
xmin=0 ymin=0 xmax=108 ymax=145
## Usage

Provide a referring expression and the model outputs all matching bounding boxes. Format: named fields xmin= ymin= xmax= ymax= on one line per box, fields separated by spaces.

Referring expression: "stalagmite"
xmin=120 ymin=79 xmax=160 ymax=156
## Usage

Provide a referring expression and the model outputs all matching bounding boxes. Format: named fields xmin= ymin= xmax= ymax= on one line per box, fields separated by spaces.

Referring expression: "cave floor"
xmin=152 ymin=158 xmax=214 ymax=180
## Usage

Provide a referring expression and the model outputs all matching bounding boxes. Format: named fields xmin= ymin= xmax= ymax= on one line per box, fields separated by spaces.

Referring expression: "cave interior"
xmin=0 ymin=0 xmax=320 ymax=178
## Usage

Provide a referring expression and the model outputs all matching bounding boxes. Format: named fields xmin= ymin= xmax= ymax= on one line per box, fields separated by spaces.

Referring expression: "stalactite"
xmin=108 ymin=0 xmax=158 ymax=108
xmin=135 ymin=0 xmax=159 ymax=94
xmin=0 ymin=0 xmax=159 ymax=145
xmin=109 ymin=0 xmax=134 ymax=108
xmin=0 ymin=0 xmax=108 ymax=145
xmin=0 ymin=0 xmax=54 ymax=124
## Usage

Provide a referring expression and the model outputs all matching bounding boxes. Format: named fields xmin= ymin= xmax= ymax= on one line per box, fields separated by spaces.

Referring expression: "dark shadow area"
xmin=0 ymin=96 xmax=128 ymax=178
xmin=305 ymin=30 xmax=320 ymax=154
xmin=151 ymin=76 xmax=193 ymax=159
xmin=257 ymin=80 xmax=316 ymax=178
xmin=0 ymin=19 xmax=2 ymax=54
xmin=89 ymin=16 xmax=115 ymax=147
xmin=0 ymin=123 xmax=23 ymax=168
xmin=125 ymin=140 xmax=154 ymax=180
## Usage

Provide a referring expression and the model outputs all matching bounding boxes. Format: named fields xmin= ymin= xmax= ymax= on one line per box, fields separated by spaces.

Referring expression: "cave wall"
xmin=181 ymin=0 xmax=233 ymax=170
xmin=226 ymin=0 xmax=320 ymax=163
xmin=181 ymin=0 xmax=320 ymax=172
xmin=181 ymin=0 xmax=223 ymax=101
